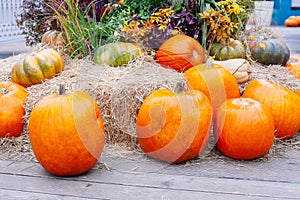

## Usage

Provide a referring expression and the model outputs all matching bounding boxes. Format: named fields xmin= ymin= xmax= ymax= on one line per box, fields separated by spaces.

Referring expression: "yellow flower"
xmin=249 ymin=35 xmax=256 ymax=41
xmin=158 ymin=24 xmax=167 ymax=31
xmin=150 ymin=16 xmax=160 ymax=24
xmin=231 ymin=3 xmax=241 ymax=15
xmin=171 ymin=29 xmax=180 ymax=35
xmin=259 ymin=43 xmax=266 ymax=50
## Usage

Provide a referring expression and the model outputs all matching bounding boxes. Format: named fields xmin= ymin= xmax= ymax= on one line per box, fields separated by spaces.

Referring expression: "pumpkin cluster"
xmin=285 ymin=16 xmax=300 ymax=27
xmin=135 ymin=34 xmax=300 ymax=163
xmin=1 ymin=24 xmax=299 ymax=177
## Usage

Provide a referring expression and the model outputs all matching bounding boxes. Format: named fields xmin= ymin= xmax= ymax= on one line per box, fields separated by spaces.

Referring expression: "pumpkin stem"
xmin=174 ymin=81 xmax=187 ymax=93
xmin=0 ymin=88 xmax=9 ymax=95
xmin=206 ymin=57 xmax=213 ymax=68
xmin=59 ymin=84 xmax=66 ymax=96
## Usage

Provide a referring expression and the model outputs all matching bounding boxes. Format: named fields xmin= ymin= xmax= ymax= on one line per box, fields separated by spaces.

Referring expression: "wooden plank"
xmin=0 ymin=188 xmax=92 ymax=200
xmin=2 ymin=149 xmax=300 ymax=184
xmin=101 ymin=149 xmax=300 ymax=183
xmin=1 ymin=173 xmax=281 ymax=200
xmin=0 ymin=160 xmax=299 ymax=199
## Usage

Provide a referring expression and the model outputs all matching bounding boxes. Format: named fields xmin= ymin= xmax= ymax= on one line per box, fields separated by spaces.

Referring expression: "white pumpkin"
xmin=213 ymin=59 xmax=251 ymax=83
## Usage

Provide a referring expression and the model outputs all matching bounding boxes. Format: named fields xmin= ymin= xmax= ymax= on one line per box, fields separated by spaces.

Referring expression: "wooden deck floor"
xmin=0 ymin=144 xmax=300 ymax=200
xmin=1 ymin=26 xmax=300 ymax=199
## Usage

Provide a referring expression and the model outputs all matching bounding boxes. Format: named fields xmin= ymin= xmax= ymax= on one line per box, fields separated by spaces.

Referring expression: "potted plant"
xmin=247 ymin=0 xmax=275 ymax=27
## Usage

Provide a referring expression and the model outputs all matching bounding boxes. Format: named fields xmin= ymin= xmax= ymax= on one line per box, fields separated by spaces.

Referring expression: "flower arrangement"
xmin=16 ymin=0 xmax=254 ymax=57
xmin=200 ymin=0 xmax=250 ymax=50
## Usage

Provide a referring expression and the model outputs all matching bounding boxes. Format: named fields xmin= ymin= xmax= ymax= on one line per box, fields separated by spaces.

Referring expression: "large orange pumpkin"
xmin=184 ymin=62 xmax=240 ymax=113
xmin=242 ymin=80 xmax=300 ymax=139
xmin=0 ymin=81 xmax=28 ymax=137
xmin=155 ymin=35 xmax=205 ymax=72
xmin=136 ymin=82 xmax=213 ymax=163
xmin=28 ymin=85 xmax=105 ymax=176
xmin=215 ymin=98 xmax=274 ymax=160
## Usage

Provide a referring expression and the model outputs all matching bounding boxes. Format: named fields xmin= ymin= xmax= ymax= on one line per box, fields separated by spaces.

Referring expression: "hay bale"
xmin=239 ymin=61 xmax=300 ymax=92
xmin=4 ymin=54 xmax=186 ymax=149
xmin=72 ymin=56 xmax=187 ymax=147
xmin=0 ymin=53 xmax=30 ymax=82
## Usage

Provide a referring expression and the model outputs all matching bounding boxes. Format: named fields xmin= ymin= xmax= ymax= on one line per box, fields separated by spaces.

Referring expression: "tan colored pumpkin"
xmin=41 ymin=30 xmax=65 ymax=46
xmin=213 ymin=59 xmax=251 ymax=83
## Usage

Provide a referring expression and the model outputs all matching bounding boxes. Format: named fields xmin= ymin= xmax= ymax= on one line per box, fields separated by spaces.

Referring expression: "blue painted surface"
xmin=272 ymin=0 xmax=300 ymax=25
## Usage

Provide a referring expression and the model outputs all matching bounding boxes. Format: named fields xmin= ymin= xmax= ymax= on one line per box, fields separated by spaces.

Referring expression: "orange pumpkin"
xmin=215 ymin=98 xmax=274 ymax=160
xmin=136 ymin=82 xmax=213 ymax=163
xmin=184 ymin=62 xmax=240 ymax=113
xmin=296 ymin=89 xmax=300 ymax=96
xmin=297 ymin=16 xmax=300 ymax=24
xmin=285 ymin=16 xmax=300 ymax=27
xmin=0 ymin=81 xmax=28 ymax=137
xmin=28 ymin=84 xmax=105 ymax=176
xmin=155 ymin=35 xmax=205 ymax=72
xmin=286 ymin=62 xmax=300 ymax=79
xmin=242 ymin=79 xmax=300 ymax=139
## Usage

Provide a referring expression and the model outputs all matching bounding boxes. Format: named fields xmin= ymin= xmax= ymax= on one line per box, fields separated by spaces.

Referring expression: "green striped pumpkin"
xmin=94 ymin=42 xmax=143 ymax=67
xmin=209 ymin=39 xmax=246 ymax=61
xmin=11 ymin=49 xmax=64 ymax=87
xmin=248 ymin=34 xmax=290 ymax=66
